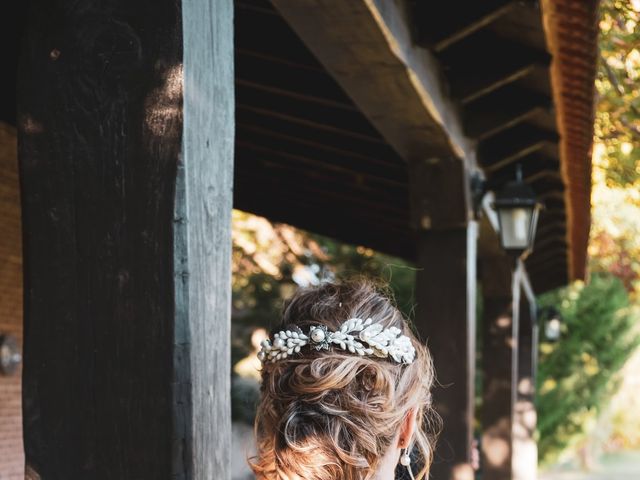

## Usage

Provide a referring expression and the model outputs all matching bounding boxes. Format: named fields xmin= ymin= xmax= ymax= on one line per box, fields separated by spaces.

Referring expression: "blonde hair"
xmin=250 ymin=279 xmax=439 ymax=480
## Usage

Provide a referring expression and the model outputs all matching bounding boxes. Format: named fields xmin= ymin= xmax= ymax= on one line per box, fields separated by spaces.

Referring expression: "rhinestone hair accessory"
xmin=258 ymin=317 xmax=416 ymax=365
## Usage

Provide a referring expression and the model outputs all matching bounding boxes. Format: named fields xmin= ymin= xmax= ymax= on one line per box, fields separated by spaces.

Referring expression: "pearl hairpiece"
xmin=258 ymin=317 xmax=416 ymax=365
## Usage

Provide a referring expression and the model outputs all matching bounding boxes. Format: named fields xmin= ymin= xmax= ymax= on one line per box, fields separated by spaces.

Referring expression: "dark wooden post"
xmin=411 ymin=157 xmax=477 ymax=480
xmin=512 ymin=265 xmax=538 ymax=480
xmin=480 ymin=252 xmax=519 ymax=480
xmin=18 ymin=0 xmax=234 ymax=478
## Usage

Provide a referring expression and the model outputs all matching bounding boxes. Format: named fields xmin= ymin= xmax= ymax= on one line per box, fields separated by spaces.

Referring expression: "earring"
xmin=400 ymin=448 xmax=411 ymax=466
xmin=399 ymin=448 xmax=415 ymax=480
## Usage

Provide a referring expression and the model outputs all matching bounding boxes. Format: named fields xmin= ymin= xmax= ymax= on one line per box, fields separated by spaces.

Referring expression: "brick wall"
xmin=0 ymin=122 xmax=24 ymax=479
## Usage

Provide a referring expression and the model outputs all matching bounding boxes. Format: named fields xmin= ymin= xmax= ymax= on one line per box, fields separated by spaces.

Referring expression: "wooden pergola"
xmin=0 ymin=0 xmax=598 ymax=479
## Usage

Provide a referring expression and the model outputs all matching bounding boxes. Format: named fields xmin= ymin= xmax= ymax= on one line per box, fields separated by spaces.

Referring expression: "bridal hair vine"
xmin=257 ymin=317 xmax=416 ymax=365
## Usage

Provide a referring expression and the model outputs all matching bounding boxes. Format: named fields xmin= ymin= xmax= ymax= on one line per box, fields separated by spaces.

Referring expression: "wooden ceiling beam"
xmin=235 ymin=0 xmax=327 ymax=69
xmin=237 ymin=122 xmax=404 ymax=171
xmin=523 ymin=169 xmax=563 ymax=185
xmin=539 ymin=200 xmax=566 ymax=214
xmin=484 ymin=154 xmax=560 ymax=189
xmin=233 ymin=192 xmax=416 ymax=261
xmin=479 ymin=125 xmax=558 ymax=173
xmin=538 ymin=206 xmax=566 ymax=218
xmin=271 ymin=0 xmax=474 ymax=163
xmin=529 ymin=177 xmax=566 ymax=197
xmin=527 ymin=263 xmax=568 ymax=290
xmin=438 ymin=29 xmax=551 ymax=69
xmin=235 ymin=51 xmax=353 ymax=108
xmin=411 ymin=1 xmax=518 ymax=51
xmin=537 ymin=213 xmax=568 ymax=229
xmin=528 ymin=248 xmax=567 ymax=267
xmin=528 ymin=251 xmax=567 ymax=268
xmin=527 ymin=250 xmax=568 ymax=274
xmin=236 ymin=110 xmax=401 ymax=164
xmin=438 ymin=31 xmax=551 ymax=104
xmin=531 ymin=240 xmax=569 ymax=262
xmin=535 ymin=222 xmax=567 ymax=239
xmin=234 ymin=168 xmax=409 ymax=226
xmin=464 ymin=86 xmax=552 ymax=140
xmin=235 ymin=140 xmax=407 ymax=190
xmin=452 ymin=61 xmax=543 ymax=104
xmin=538 ymin=190 xmax=566 ymax=203
xmin=235 ymin=78 xmax=354 ymax=111
xmin=236 ymin=104 xmax=384 ymax=145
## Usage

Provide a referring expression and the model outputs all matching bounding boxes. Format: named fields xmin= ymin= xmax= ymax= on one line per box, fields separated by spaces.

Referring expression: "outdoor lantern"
xmin=541 ymin=307 xmax=563 ymax=342
xmin=492 ymin=166 xmax=542 ymax=258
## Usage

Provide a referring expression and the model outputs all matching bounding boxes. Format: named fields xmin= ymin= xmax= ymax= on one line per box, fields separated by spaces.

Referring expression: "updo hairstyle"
xmin=250 ymin=279 xmax=439 ymax=480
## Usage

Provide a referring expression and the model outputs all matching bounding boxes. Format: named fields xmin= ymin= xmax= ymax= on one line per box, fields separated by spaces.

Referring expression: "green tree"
xmin=536 ymin=275 xmax=640 ymax=464
xmin=596 ymin=0 xmax=640 ymax=188
xmin=590 ymin=0 xmax=640 ymax=298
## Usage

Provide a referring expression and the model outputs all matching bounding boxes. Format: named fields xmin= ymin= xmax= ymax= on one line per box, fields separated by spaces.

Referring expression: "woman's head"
xmin=251 ymin=278 xmax=439 ymax=480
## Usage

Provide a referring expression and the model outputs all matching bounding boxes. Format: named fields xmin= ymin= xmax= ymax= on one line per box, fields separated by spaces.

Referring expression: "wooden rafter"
xmin=464 ymin=86 xmax=552 ymax=139
xmin=236 ymin=124 xmax=405 ymax=173
xmin=484 ymin=155 xmax=561 ymax=194
xmin=479 ymin=125 xmax=558 ymax=172
xmin=453 ymin=61 xmax=543 ymax=104
xmin=411 ymin=0 xmax=518 ymax=51
xmin=236 ymin=142 xmax=407 ymax=191
xmin=233 ymin=188 xmax=415 ymax=259
xmin=438 ymin=31 xmax=551 ymax=103
xmin=271 ymin=0 xmax=474 ymax=162
xmin=235 ymin=53 xmax=353 ymax=110
xmin=236 ymin=110 xmax=399 ymax=164
xmin=236 ymin=122 xmax=406 ymax=172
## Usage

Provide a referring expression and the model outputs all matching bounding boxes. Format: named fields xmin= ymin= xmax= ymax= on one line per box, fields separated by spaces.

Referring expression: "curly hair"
xmin=250 ymin=278 xmax=439 ymax=480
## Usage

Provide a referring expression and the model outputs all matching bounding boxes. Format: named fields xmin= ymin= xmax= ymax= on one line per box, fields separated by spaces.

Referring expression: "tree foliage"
xmin=590 ymin=0 xmax=640 ymax=296
xmin=536 ymin=275 xmax=640 ymax=465
xmin=596 ymin=0 xmax=640 ymax=187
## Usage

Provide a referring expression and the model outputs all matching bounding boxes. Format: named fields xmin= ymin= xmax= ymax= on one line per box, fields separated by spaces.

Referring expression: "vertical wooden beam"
xmin=415 ymin=224 xmax=477 ymax=480
xmin=512 ymin=264 xmax=538 ymax=480
xmin=411 ymin=156 xmax=476 ymax=480
xmin=480 ymin=253 xmax=518 ymax=480
xmin=175 ymin=0 xmax=234 ymax=477
xmin=18 ymin=0 xmax=234 ymax=478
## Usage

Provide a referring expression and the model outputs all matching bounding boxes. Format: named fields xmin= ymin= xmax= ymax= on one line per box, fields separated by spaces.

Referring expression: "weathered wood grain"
xmin=175 ymin=0 xmax=234 ymax=478
xmin=480 ymin=252 xmax=518 ymax=480
xmin=463 ymin=86 xmax=551 ymax=140
xmin=414 ymin=222 xmax=478 ymax=480
xmin=18 ymin=0 xmax=234 ymax=478
xmin=408 ymin=157 xmax=472 ymax=231
xmin=270 ymin=0 xmax=475 ymax=163
xmin=411 ymin=0 xmax=516 ymax=51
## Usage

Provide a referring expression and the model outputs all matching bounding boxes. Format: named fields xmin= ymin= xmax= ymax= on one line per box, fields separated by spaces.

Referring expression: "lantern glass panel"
xmin=497 ymin=206 xmax=534 ymax=250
